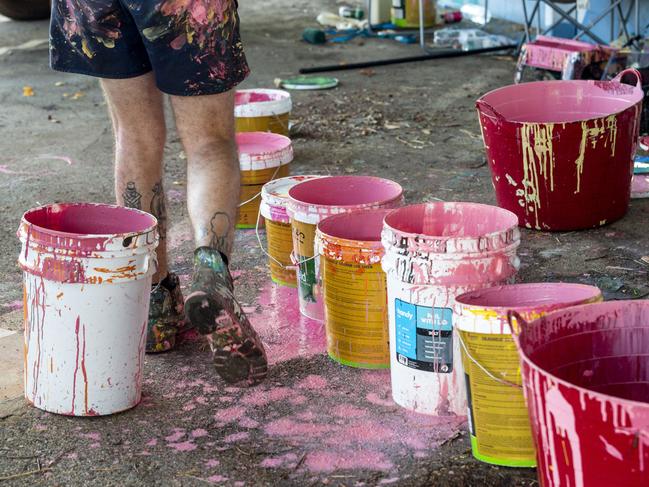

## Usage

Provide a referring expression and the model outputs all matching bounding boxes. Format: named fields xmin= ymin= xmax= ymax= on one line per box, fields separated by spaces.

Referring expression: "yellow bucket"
xmin=260 ymin=176 xmax=324 ymax=287
xmin=236 ymin=132 xmax=293 ymax=229
xmin=455 ymin=283 xmax=603 ymax=467
xmin=235 ymin=89 xmax=292 ymax=136
xmin=316 ymin=209 xmax=391 ymax=368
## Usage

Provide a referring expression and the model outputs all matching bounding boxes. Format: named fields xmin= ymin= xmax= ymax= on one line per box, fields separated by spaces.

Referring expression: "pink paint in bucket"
xmin=455 ymin=283 xmax=603 ymax=467
xmin=513 ymin=300 xmax=649 ymax=487
xmin=18 ymin=203 xmax=158 ymax=416
xmin=381 ymin=203 xmax=520 ymax=415
xmin=287 ymin=176 xmax=403 ymax=321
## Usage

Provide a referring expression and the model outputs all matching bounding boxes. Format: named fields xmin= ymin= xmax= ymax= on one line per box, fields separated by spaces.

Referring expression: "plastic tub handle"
xmin=476 ymin=98 xmax=506 ymax=122
xmin=613 ymin=68 xmax=643 ymax=90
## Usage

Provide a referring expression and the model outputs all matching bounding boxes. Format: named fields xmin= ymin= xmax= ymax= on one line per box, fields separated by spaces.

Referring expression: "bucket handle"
xmin=506 ymin=310 xmax=530 ymax=338
xmin=458 ymin=332 xmax=522 ymax=389
xmin=475 ymin=99 xmax=506 ymax=123
xmin=612 ymin=68 xmax=643 ymax=90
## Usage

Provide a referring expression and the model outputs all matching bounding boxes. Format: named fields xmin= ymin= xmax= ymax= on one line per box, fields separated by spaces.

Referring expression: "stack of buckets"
xmin=235 ymin=88 xmax=293 ymax=229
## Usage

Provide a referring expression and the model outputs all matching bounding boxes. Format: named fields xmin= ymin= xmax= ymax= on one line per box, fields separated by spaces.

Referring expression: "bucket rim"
xmin=19 ymin=202 xmax=158 ymax=240
xmin=237 ymin=131 xmax=294 ymax=170
xmin=477 ymin=78 xmax=643 ymax=125
xmin=382 ymin=202 xmax=519 ymax=242
xmin=518 ymin=299 xmax=649 ymax=409
xmin=455 ymin=283 xmax=603 ymax=313
xmin=287 ymin=176 xmax=404 ymax=216
xmin=316 ymin=208 xmax=391 ymax=247
xmin=234 ymin=88 xmax=292 ymax=118
xmin=261 ymin=175 xmax=326 ymax=208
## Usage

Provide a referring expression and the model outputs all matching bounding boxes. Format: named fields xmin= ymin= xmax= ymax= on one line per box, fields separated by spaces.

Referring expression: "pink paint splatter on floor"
xmin=265 ymin=419 xmax=336 ymax=437
xmin=205 ymin=459 xmax=220 ymax=468
xmin=249 ymin=284 xmax=326 ymax=364
xmin=146 ymin=439 xmax=158 ymax=447
xmin=207 ymin=475 xmax=228 ymax=483
xmin=241 ymin=386 xmax=293 ymax=407
xmin=165 ymin=429 xmax=186 ymax=442
xmin=66 ymin=452 xmax=78 ymax=460
xmin=239 ymin=417 xmax=259 ymax=429
xmin=1 ymin=300 xmax=22 ymax=311
xmin=214 ymin=406 xmax=246 ymax=423
xmin=297 ymin=375 xmax=328 ymax=390
xmin=260 ymin=453 xmax=298 ymax=468
xmin=305 ymin=450 xmax=394 ymax=473
xmin=191 ymin=428 xmax=208 ymax=438
xmin=332 ymin=404 xmax=367 ymax=418
xmin=224 ymin=432 xmax=250 ymax=443
xmin=169 ymin=441 xmax=197 ymax=452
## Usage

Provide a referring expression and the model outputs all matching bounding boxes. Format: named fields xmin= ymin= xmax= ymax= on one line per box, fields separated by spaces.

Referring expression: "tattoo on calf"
xmin=123 ymin=181 xmax=142 ymax=210
xmin=208 ymin=211 xmax=233 ymax=256
xmin=150 ymin=182 xmax=167 ymax=240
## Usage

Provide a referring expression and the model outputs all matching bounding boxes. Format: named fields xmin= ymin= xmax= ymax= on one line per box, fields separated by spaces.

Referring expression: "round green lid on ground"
xmin=280 ymin=76 xmax=339 ymax=90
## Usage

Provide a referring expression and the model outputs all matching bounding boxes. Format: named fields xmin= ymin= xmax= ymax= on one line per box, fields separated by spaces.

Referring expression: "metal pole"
xmin=419 ymin=0 xmax=425 ymax=50
xmin=484 ymin=0 xmax=489 ymax=25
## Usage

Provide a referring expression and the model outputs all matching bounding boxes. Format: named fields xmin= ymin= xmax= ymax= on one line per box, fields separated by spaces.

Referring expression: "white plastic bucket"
xmin=18 ymin=203 xmax=158 ymax=416
xmin=287 ymin=176 xmax=404 ymax=322
xmin=381 ymin=202 xmax=520 ymax=415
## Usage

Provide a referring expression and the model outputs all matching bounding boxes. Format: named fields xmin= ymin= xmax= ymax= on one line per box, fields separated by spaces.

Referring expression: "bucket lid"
xmin=234 ymin=89 xmax=292 ymax=118
xmin=316 ymin=209 xmax=389 ymax=265
xmin=260 ymin=175 xmax=325 ymax=221
xmin=455 ymin=283 xmax=603 ymax=333
xmin=476 ymin=68 xmax=644 ymax=125
xmin=237 ymin=132 xmax=294 ymax=171
xmin=287 ymin=176 xmax=404 ymax=225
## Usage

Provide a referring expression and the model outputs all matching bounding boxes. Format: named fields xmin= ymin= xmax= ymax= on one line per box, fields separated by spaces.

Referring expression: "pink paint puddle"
xmin=205 ymin=459 xmax=220 ymax=468
xmin=165 ymin=429 xmax=186 ymax=442
xmin=207 ymin=475 xmax=228 ymax=483
xmin=214 ymin=406 xmax=246 ymax=423
xmin=191 ymin=428 xmax=208 ymax=438
xmin=224 ymin=432 xmax=250 ymax=443
xmin=249 ymin=284 xmax=325 ymax=365
xmin=1 ymin=300 xmax=22 ymax=311
xmin=297 ymin=375 xmax=328 ymax=390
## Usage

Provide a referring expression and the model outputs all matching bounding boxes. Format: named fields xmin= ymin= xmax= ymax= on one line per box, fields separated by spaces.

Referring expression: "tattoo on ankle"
xmin=123 ymin=181 xmax=142 ymax=210
xmin=151 ymin=182 xmax=167 ymax=241
xmin=208 ymin=212 xmax=233 ymax=257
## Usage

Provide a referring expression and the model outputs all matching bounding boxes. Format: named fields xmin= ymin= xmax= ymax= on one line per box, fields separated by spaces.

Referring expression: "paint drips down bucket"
xmin=288 ymin=176 xmax=403 ymax=322
xmin=260 ymin=175 xmax=324 ymax=287
xmin=235 ymin=89 xmax=292 ymax=136
xmin=237 ymin=132 xmax=293 ymax=229
xmin=316 ymin=209 xmax=391 ymax=369
xmin=381 ymin=203 xmax=520 ymax=415
xmin=476 ymin=68 xmax=643 ymax=231
xmin=18 ymin=203 xmax=158 ymax=416
xmin=455 ymin=283 xmax=603 ymax=467
xmin=514 ymin=300 xmax=649 ymax=487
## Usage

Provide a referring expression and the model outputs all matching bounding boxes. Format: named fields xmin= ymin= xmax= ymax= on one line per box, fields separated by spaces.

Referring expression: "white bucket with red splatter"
xmin=381 ymin=203 xmax=520 ymax=415
xmin=17 ymin=203 xmax=158 ymax=416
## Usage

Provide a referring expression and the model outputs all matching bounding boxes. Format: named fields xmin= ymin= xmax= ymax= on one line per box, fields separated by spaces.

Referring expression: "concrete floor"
xmin=1 ymin=1 xmax=648 ymax=485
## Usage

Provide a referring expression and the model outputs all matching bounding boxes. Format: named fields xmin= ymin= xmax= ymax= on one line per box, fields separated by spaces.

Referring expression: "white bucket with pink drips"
xmin=18 ymin=203 xmax=158 ymax=416
xmin=381 ymin=203 xmax=520 ymax=415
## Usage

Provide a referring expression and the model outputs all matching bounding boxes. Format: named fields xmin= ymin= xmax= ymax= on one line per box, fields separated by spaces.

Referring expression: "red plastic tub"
xmin=513 ymin=300 xmax=649 ymax=486
xmin=477 ymin=69 xmax=643 ymax=231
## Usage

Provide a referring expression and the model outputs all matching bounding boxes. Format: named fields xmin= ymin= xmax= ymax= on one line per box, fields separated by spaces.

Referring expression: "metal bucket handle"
xmin=612 ymin=68 xmax=643 ymax=90
xmin=475 ymin=98 xmax=506 ymax=123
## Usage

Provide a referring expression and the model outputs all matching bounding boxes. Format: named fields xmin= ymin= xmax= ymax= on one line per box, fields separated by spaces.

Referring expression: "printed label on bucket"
xmin=297 ymin=255 xmax=318 ymax=303
xmin=394 ymin=299 xmax=453 ymax=373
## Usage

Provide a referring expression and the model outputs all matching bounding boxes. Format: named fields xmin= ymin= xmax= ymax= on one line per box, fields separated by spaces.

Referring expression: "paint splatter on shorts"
xmin=50 ymin=0 xmax=249 ymax=96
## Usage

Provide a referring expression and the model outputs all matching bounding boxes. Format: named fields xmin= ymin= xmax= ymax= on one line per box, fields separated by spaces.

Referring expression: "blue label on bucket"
xmin=395 ymin=299 xmax=453 ymax=373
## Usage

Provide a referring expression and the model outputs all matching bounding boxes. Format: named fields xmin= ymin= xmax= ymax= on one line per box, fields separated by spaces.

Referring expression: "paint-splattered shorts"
xmin=50 ymin=0 xmax=249 ymax=96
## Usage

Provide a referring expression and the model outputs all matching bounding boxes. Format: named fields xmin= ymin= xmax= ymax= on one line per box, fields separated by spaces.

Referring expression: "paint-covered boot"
xmin=146 ymin=273 xmax=185 ymax=353
xmin=185 ymin=247 xmax=268 ymax=386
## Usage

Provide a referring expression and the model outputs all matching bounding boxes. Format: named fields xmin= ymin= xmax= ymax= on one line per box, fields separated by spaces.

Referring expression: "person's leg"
xmin=102 ymin=73 xmax=184 ymax=353
xmin=171 ymin=91 xmax=268 ymax=386
xmin=102 ymin=73 xmax=168 ymax=282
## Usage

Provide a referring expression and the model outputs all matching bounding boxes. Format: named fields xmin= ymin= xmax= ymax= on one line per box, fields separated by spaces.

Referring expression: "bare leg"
xmin=171 ymin=90 xmax=268 ymax=386
xmin=170 ymin=90 xmax=239 ymax=259
xmin=101 ymin=73 xmax=168 ymax=283
xmin=102 ymin=74 xmax=184 ymax=354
